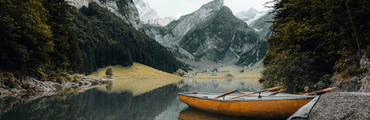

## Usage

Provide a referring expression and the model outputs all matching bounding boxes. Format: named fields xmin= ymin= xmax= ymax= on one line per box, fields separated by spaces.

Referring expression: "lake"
xmin=0 ymin=78 xmax=265 ymax=120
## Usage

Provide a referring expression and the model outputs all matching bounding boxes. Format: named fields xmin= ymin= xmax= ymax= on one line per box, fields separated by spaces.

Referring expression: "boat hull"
xmin=178 ymin=93 xmax=313 ymax=118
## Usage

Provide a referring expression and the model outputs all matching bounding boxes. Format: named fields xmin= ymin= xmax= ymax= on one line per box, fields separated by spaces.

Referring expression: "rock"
xmin=52 ymin=83 xmax=63 ymax=91
xmin=1 ymin=74 xmax=111 ymax=98
xmin=314 ymin=81 xmax=328 ymax=91
xmin=360 ymin=76 xmax=370 ymax=92
xmin=71 ymin=83 xmax=79 ymax=88
xmin=140 ymin=0 xmax=266 ymax=66
xmin=65 ymin=0 xmax=89 ymax=8
xmin=331 ymin=75 xmax=363 ymax=92
xmin=295 ymin=92 xmax=370 ymax=120
xmin=360 ymin=47 xmax=370 ymax=71
xmin=79 ymin=81 xmax=92 ymax=86
xmin=351 ymin=76 xmax=361 ymax=83
xmin=134 ymin=0 xmax=175 ymax=26
xmin=67 ymin=0 xmax=140 ymax=29
xmin=88 ymin=80 xmax=100 ymax=86
xmin=62 ymin=82 xmax=72 ymax=89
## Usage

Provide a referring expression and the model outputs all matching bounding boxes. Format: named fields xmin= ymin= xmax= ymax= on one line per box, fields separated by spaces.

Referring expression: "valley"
xmin=1 ymin=0 xmax=369 ymax=119
xmin=136 ymin=0 xmax=271 ymax=69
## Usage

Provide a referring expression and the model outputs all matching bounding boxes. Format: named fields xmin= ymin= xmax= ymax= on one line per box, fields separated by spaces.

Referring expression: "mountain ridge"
xmin=67 ymin=0 xmax=140 ymax=29
xmin=140 ymin=0 xmax=267 ymax=67
xmin=133 ymin=0 xmax=175 ymax=26
xmin=235 ymin=7 xmax=268 ymax=25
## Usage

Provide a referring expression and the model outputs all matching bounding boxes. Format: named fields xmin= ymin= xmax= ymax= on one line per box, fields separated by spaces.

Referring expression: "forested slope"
xmin=0 ymin=0 xmax=181 ymax=81
xmin=262 ymin=0 xmax=370 ymax=92
xmin=0 ymin=0 xmax=80 ymax=77
xmin=70 ymin=3 xmax=181 ymax=74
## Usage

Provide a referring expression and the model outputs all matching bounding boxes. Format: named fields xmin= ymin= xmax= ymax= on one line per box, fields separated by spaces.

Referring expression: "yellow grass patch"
xmin=88 ymin=62 xmax=183 ymax=96
xmin=97 ymin=78 xmax=183 ymax=96
xmin=88 ymin=62 xmax=182 ymax=79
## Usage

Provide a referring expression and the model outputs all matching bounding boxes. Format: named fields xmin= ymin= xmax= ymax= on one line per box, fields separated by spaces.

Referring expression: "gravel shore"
xmin=292 ymin=92 xmax=370 ymax=120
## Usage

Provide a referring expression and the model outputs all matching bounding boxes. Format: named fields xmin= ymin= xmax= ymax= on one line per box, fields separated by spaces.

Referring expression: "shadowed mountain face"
xmin=140 ymin=0 xmax=267 ymax=67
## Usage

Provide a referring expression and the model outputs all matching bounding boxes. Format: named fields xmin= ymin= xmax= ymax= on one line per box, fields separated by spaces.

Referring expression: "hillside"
xmin=89 ymin=62 xmax=183 ymax=96
xmin=262 ymin=0 xmax=370 ymax=92
xmin=0 ymin=0 xmax=182 ymax=84
xmin=69 ymin=2 xmax=181 ymax=75
xmin=89 ymin=63 xmax=182 ymax=79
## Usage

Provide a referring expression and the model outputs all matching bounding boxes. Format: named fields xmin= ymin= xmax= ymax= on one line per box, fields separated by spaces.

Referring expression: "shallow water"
xmin=0 ymin=78 xmax=270 ymax=120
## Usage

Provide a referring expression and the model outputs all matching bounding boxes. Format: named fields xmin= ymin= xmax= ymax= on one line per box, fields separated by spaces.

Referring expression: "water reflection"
xmin=179 ymin=108 xmax=284 ymax=120
xmin=0 ymin=78 xmax=262 ymax=120
xmin=96 ymin=78 xmax=183 ymax=96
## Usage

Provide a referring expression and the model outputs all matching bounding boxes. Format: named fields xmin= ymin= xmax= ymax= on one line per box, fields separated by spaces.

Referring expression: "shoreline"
xmin=0 ymin=74 xmax=112 ymax=98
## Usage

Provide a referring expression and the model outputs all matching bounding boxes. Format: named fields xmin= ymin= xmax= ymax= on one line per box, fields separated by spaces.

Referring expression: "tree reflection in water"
xmin=0 ymin=78 xmax=262 ymax=120
xmin=0 ymin=84 xmax=184 ymax=120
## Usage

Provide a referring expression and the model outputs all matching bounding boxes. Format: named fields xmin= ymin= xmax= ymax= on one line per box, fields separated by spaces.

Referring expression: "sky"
xmin=142 ymin=0 xmax=272 ymax=18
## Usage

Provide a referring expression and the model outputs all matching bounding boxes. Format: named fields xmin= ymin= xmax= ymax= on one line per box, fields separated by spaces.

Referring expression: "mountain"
xmin=140 ymin=0 xmax=267 ymax=67
xmin=250 ymin=12 xmax=274 ymax=40
xmin=67 ymin=0 xmax=140 ymax=29
xmin=147 ymin=17 xmax=175 ymax=27
xmin=65 ymin=1 xmax=181 ymax=74
xmin=133 ymin=0 xmax=174 ymax=26
xmin=133 ymin=0 xmax=160 ymax=22
xmin=235 ymin=8 xmax=268 ymax=25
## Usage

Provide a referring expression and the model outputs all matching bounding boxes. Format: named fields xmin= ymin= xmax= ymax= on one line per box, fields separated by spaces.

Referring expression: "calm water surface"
xmin=0 ymin=78 xmax=268 ymax=120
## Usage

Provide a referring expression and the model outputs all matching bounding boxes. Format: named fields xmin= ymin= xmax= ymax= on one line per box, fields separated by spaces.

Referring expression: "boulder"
xmin=314 ymin=81 xmax=328 ymax=91
xmin=360 ymin=76 xmax=370 ymax=92
xmin=332 ymin=75 xmax=363 ymax=92
xmin=62 ymin=82 xmax=72 ymax=89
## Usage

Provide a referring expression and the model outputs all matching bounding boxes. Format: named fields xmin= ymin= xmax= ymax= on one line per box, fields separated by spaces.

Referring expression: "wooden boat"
xmin=178 ymin=90 xmax=316 ymax=118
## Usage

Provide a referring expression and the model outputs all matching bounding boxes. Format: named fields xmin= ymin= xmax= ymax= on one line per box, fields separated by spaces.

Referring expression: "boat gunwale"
xmin=178 ymin=92 xmax=316 ymax=102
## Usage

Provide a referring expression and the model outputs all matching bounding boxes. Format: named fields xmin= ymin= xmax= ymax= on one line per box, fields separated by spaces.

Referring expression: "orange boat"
xmin=178 ymin=92 xmax=316 ymax=118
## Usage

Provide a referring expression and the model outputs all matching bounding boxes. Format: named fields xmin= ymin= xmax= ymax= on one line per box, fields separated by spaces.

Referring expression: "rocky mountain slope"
xmin=133 ymin=0 xmax=174 ymax=26
xmin=140 ymin=0 xmax=267 ymax=67
xmin=133 ymin=0 xmax=159 ymax=22
xmin=250 ymin=13 xmax=274 ymax=40
xmin=235 ymin=8 xmax=268 ymax=25
xmin=67 ymin=0 xmax=140 ymax=28
xmin=63 ymin=0 xmax=182 ymax=74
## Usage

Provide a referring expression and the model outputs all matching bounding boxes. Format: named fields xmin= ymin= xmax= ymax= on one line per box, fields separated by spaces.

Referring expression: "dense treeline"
xmin=70 ymin=3 xmax=181 ymax=74
xmin=0 ymin=0 xmax=80 ymax=77
xmin=0 ymin=0 xmax=181 ymax=79
xmin=262 ymin=0 xmax=370 ymax=92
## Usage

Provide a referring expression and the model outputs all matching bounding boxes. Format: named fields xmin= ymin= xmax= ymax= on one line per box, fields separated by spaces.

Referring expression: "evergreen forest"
xmin=262 ymin=0 xmax=370 ymax=92
xmin=0 ymin=0 xmax=181 ymax=80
